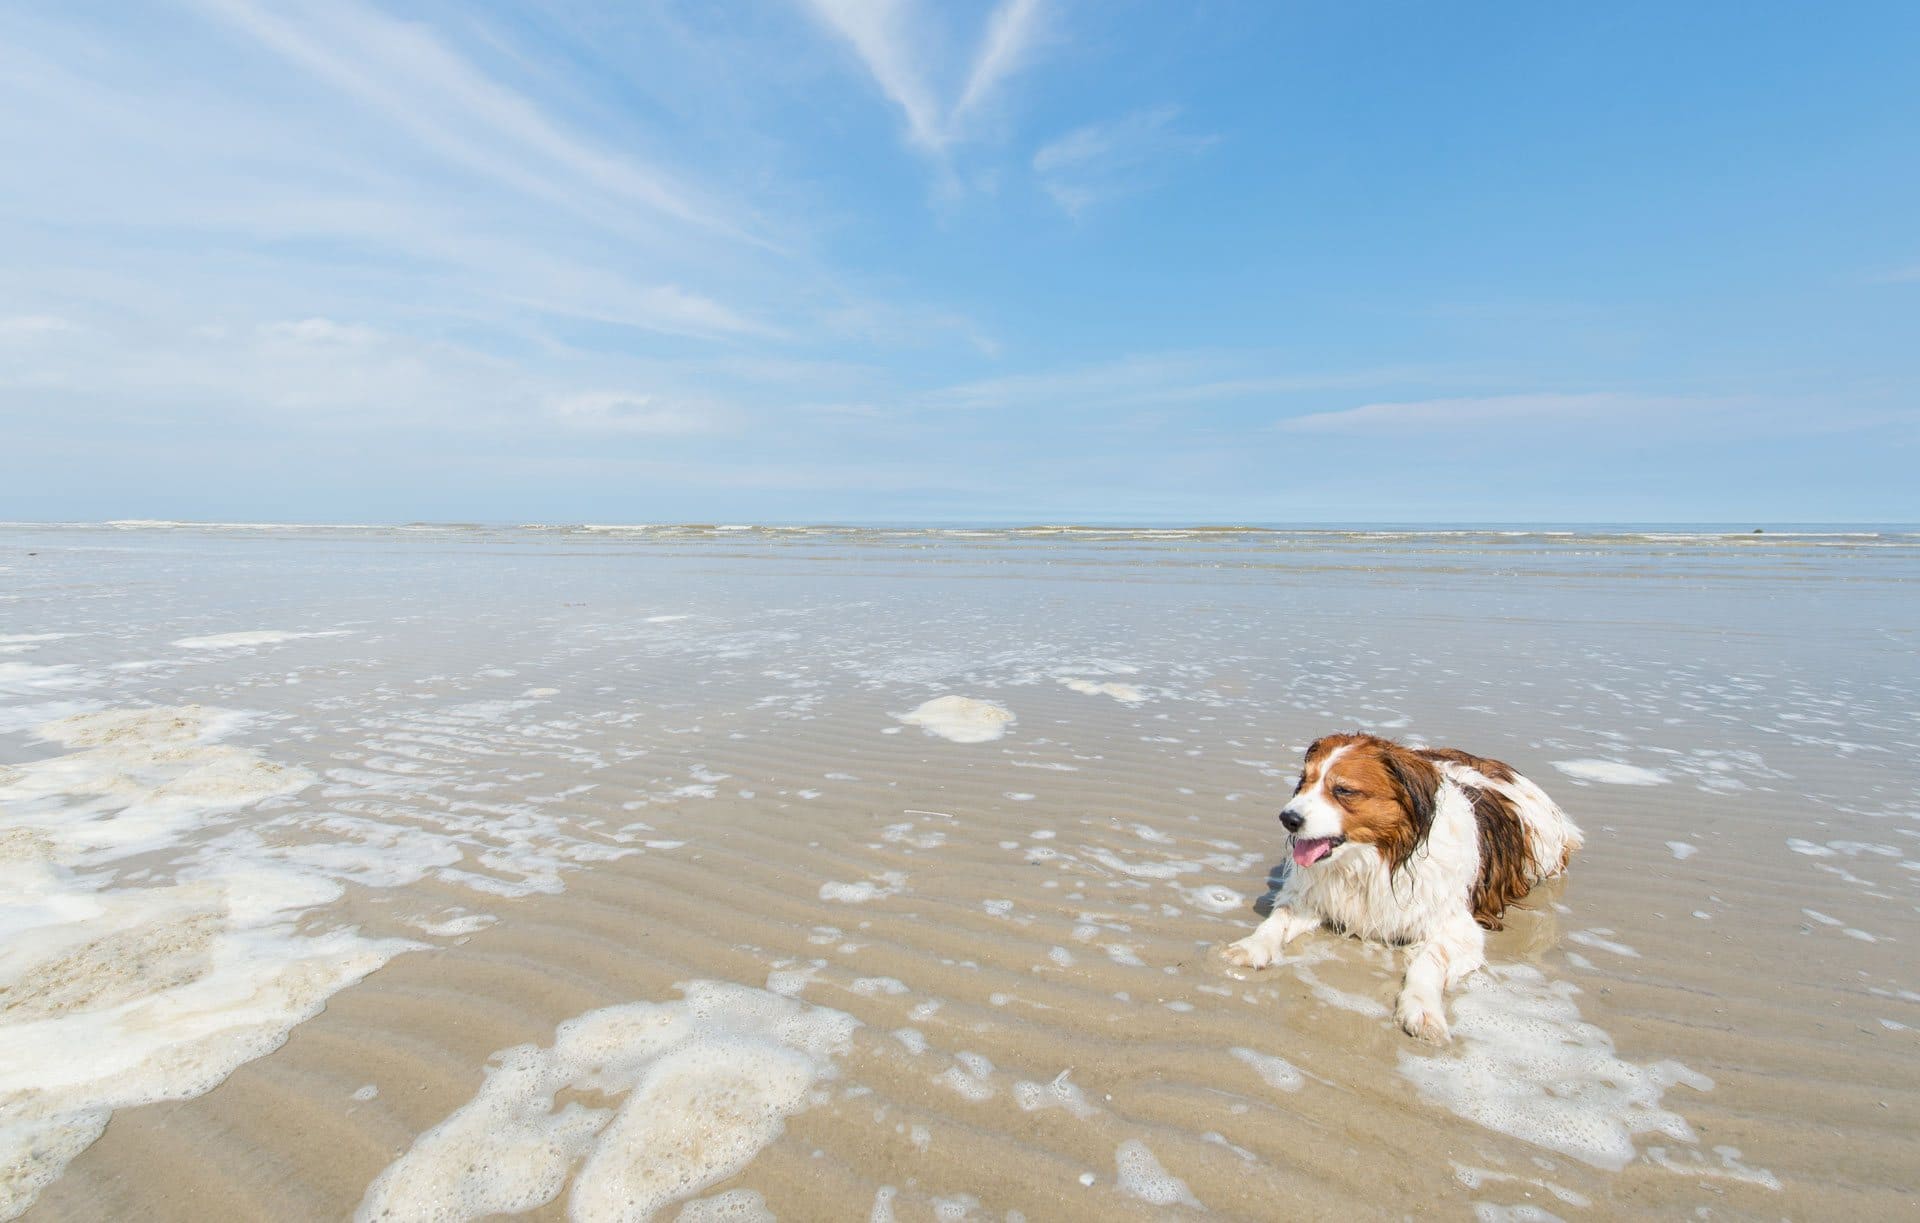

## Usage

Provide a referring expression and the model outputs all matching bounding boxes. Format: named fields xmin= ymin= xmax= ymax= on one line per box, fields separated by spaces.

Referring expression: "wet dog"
xmin=1221 ymin=733 xmax=1581 ymax=1042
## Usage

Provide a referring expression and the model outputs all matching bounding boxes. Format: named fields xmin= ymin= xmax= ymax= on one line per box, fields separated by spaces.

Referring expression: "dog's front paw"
xmin=1219 ymin=936 xmax=1275 ymax=970
xmin=1395 ymin=995 xmax=1451 ymax=1044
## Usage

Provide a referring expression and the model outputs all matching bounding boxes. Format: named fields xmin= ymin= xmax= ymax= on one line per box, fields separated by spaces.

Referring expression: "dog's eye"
xmin=1332 ymin=785 xmax=1359 ymax=799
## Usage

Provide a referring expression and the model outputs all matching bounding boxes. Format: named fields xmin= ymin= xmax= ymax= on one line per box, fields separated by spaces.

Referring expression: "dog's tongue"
xmin=1292 ymin=837 xmax=1336 ymax=868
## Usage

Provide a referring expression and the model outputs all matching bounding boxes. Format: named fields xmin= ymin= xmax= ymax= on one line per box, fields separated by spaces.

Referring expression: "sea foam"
xmin=1397 ymin=965 xmax=1710 ymax=1170
xmin=1550 ymin=759 xmax=1670 ymax=786
xmin=894 ymin=696 xmax=1014 ymax=744
xmin=173 ymin=630 xmax=354 ymax=650
xmin=0 ymin=704 xmax=420 ymax=1218
xmin=356 ymin=982 xmax=858 ymax=1222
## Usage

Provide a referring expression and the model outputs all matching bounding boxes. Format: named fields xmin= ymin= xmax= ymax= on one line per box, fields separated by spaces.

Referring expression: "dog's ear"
xmin=1382 ymin=746 xmax=1441 ymax=870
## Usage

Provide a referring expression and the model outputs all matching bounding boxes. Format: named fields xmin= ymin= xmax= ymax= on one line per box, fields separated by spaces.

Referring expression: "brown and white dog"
xmin=1221 ymin=733 xmax=1582 ymax=1042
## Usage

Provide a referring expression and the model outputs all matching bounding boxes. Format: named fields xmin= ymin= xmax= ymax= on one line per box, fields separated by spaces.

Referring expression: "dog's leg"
xmin=1396 ymin=943 xmax=1453 ymax=1043
xmin=1220 ymin=906 xmax=1318 ymax=970
xmin=1395 ymin=920 xmax=1483 ymax=1043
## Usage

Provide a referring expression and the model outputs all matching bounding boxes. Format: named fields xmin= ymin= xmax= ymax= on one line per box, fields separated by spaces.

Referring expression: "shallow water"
xmin=2 ymin=523 xmax=1916 ymax=1219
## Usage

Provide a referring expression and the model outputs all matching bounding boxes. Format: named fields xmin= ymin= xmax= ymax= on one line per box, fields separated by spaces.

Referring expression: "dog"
xmin=1220 ymin=732 xmax=1582 ymax=1042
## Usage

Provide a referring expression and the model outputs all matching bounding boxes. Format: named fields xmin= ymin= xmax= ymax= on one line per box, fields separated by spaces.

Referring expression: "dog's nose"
xmin=1279 ymin=809 xmax=1304 ymax=833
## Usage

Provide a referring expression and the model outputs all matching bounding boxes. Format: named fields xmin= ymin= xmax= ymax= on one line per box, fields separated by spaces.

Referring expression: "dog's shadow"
xmin=1252 ymin=861 xmax=1292 ymax=917
xmin=1498 ymin=874 xmax=1572 ymax=959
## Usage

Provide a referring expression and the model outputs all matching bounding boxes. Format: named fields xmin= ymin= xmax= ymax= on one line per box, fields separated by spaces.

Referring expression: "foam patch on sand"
xmin=1 ymin=706 xmax=316 ymax=862
xmin=1 ymin=774 xmax=408 ymax=1223
xmin=0 ymin=662 xmax=96 ymax=696
xmin=1230 ymin=1047 xmax=1304 ymax=1092
xmin=356 ymin=982 xmax=858 ymax=1222
xmin=0 ymin=700 xmax=100 ymax=738
xmin=819 ymin=872 xmax=908 ymax=904
xmin=1471 ymin=1203 xmax=1564 ymax=1221
xmin=934 ymin=1051 xmax=995 ymax=1102
xmin=0 ymin=634 xmax=70 ymax=656
xmin=172 ymin=630 xmax=354 ymax=650
xmin=1113 ymin=1139 xmax=1202 ymax=1209
xmin=1646 ymin=1144 xmax=1782 ymax=1191
xmin=1398 ymin=965 xmax=1711 ymax=1170
xmin=1056 ymin=677 xmax=1148 ymax=704
xmin=1012 ymin=1069 xmax=1098 ymax=1118
xmin=675 ymin=1189 xmax=775 ymax=1221
xmin=0 ymin=866 xmax=407 ymax=1218
xmin=1290 ymin=960 xmax=1391 ymax=1018
xmin=1550 ymin=759 xmax=1671 ymax=786
xmin=0 ymin=704 xmax=426 ymax=1218
xmin=893 ymin=696 xmax=1014 ymax=744
xmin=1179 ymin=884 xmax=1244 ymax=914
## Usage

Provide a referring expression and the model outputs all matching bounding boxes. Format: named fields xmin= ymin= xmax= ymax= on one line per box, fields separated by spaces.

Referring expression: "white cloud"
xmin=258 ymin=317 xmax=382 ymax=346
xmin=955 ymin=0 xmax=1047 ymax=122
xmin=1275 ymin=391 xmax=1917 ymax=443
xmin=922 ymin=353 xmax=1429 ymax=414
xmin=803 ymin=0 xmax=1049 ymax=156
xmin=820 ymin=298 xmax=1000 ymax=356
xmin=545 ymin=391 xmax=736 ymax=435
xmin=1032 ymin=106 xmax=1214 ymax=216
xmin=1274 ymin=392 xmax=1710 ymax=434
xmin=2 ymin=2 xmax=789 ymax=346
xmin=503 ymin=273 xmax=782 ymax=341
xmin=0 ymin=310 xmax=522 ymax=427
xmin=197 ymin=0 xmax=745 ymax=243
xmin=0 ymin=308 xmax=797 ymax=446
xmin=0 ymin=315 xmax=75 ymax=339
xmin=802 ymin=0 xmax=944 ymax=151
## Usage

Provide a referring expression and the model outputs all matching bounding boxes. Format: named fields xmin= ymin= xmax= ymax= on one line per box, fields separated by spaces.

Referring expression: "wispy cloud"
xmin=1275 ymin=392 xmax=1713 ymax=435
xmin=258 ymin=317 xmax=383 ymax=346
xmin=1032 ymin=106 xmax=1215 ymax=216
xmin=1272 ymin=392 xmax=1920 ymax=458
xmin=820 ymin=298 xmax=1002 ymax=357
xmin=955 ymin=0 xmax=1047 ymax=122
xmin=802 ymin=0 xmax=943 ymax=151
xmin=197 ymin=0 xmax=750 ymax=244
xmin=0 ymin=314 xmax=76 ymax=339
xmin=1 ymin=1 xmax=792 ymax=347
xmin=0 ymin=311 xmax=751 ymax=441
xmin=923 ymin=353 xmax=1433 ymax=414
xmin=802 ymin=0 xmax=1049 ymax=156
xmin=545 ymin=391 xmax=737 ymax=435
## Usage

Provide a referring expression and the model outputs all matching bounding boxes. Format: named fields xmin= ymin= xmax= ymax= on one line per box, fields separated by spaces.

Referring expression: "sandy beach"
xmin=3 ymin=522 xmax=1917 ymax=1221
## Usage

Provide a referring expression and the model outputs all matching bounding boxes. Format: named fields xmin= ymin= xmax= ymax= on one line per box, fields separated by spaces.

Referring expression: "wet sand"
xmin=3 ymin=523 xmax=1917 ymax=1220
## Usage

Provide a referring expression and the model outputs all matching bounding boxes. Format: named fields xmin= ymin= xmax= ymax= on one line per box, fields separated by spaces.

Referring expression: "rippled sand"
xmin=2 ymin=523 xmax=1917 ymax=1220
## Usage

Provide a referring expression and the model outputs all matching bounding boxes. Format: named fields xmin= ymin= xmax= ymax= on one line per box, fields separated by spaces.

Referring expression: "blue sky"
xmin=2 ymin=1 xmax=1916 ymax=523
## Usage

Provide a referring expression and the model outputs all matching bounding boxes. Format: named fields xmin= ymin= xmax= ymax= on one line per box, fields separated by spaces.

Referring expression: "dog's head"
xmin=1278 ymin=733 xmax=1439 ymax=872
